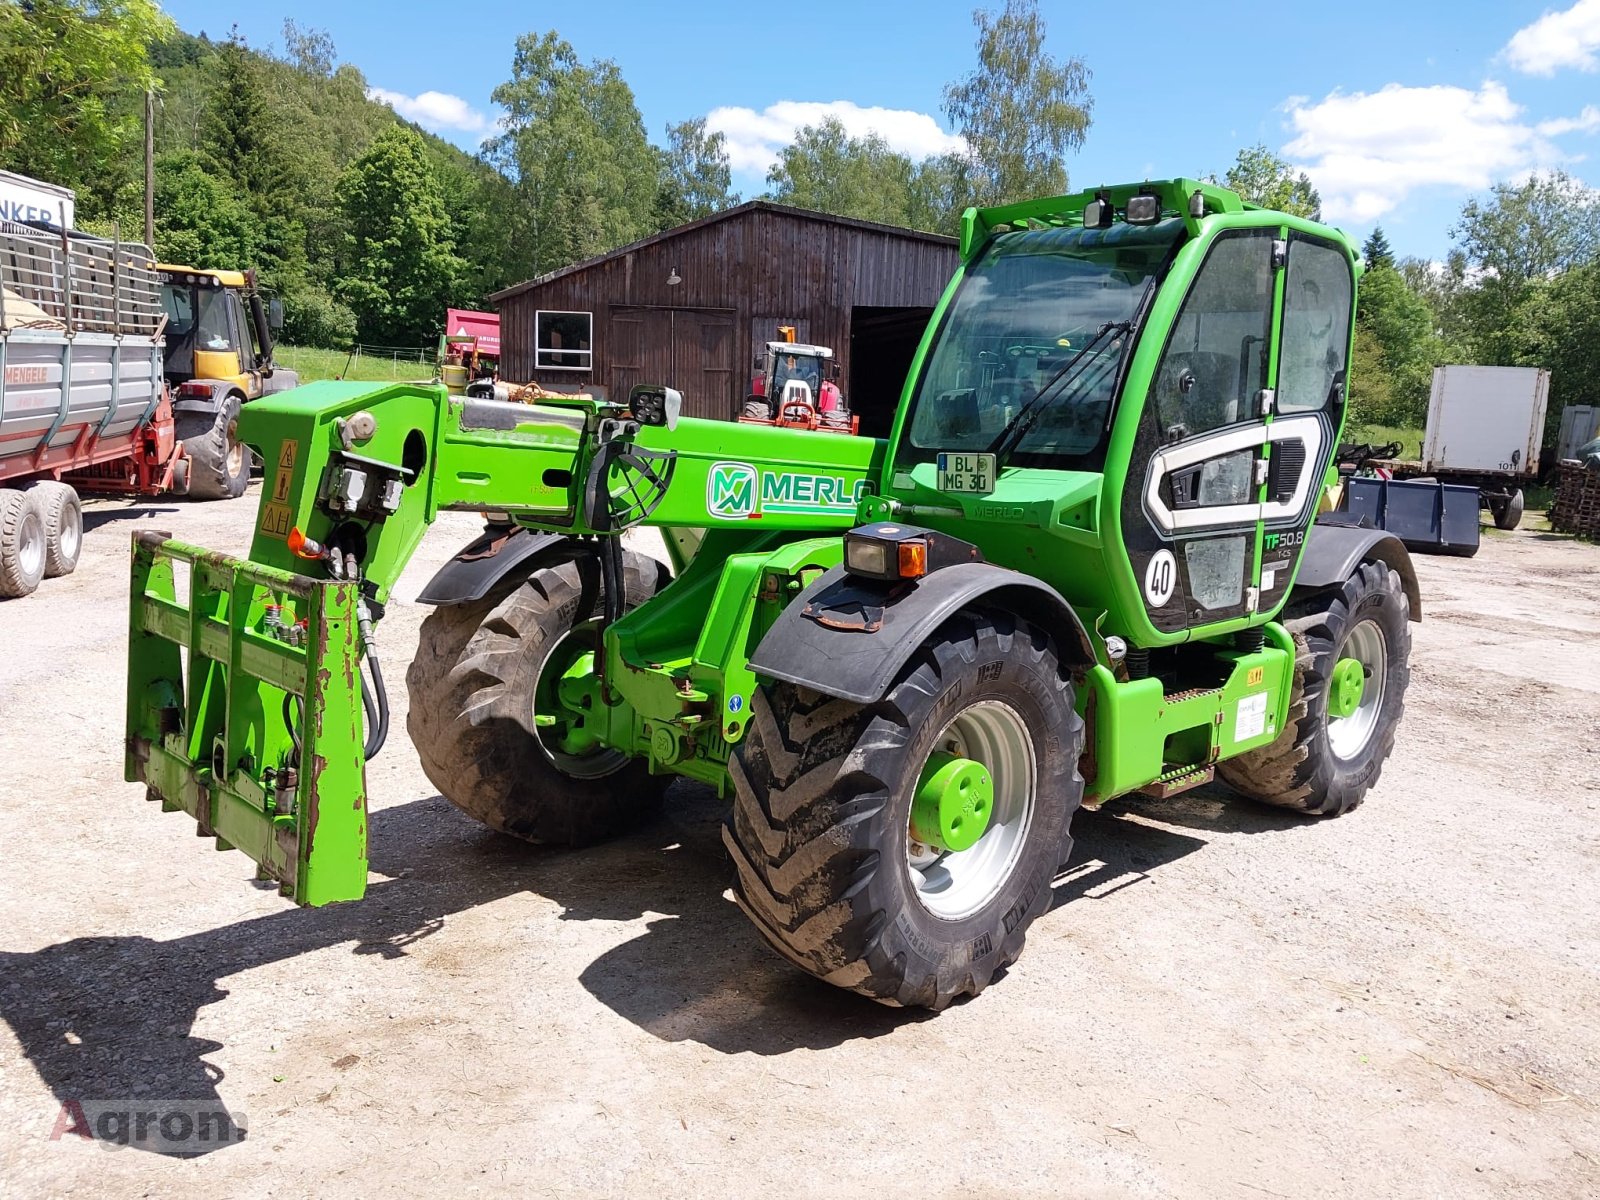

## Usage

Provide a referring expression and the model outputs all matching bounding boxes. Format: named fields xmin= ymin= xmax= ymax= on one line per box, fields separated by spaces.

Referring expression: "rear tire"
xmin=0 ymin=488 xmax=47 ymax=598
xmin=179 ymin=399 xmax=250 ymax=500
xmin=406 ymin=550 xmax=671 ymax=845
xmin=1219 ymin=561 xmax=1411 ymax=817
xmin=726 ymin=609 xmax=1082 ymax=1009
xmin=32 ymin=482 xmax=82 ymax=577
xmin=1491 ymin=489 xmax=1524 ymax=530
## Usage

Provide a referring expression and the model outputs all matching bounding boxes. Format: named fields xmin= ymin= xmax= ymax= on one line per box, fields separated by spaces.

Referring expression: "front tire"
xmin=1219 ymin=560 xmax=1411 ymax=817
xmin=178 ymin=399 xmax=250 ymax=500
xmin=726 ymin=609 xmax=1083 ymax=1009
xmin=406 ymin=550 xmax=671 ymax=845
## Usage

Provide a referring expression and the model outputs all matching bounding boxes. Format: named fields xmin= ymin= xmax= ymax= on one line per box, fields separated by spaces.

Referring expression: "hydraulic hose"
xmin=361 ymin=652 xmax=389 ymax=761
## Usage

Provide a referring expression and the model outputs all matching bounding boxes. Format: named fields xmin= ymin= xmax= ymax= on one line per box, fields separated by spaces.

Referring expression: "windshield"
xmin=771 ymin=350 xmax=824 ymax=396
xmin=160 ymin=285 xmax=195 ymax=336
xmin=899 ymin=219 xmax=1182 ymax=470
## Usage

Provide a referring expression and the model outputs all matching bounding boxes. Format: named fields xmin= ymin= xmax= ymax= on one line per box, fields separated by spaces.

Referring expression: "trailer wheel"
xmin=32 ymin=482 xmax=82 ymax=577
xmin=1490 ymin=489 xmax=1524 ymax=531
xmin=406 ymin=549 xmax=671 ymax=845
xmin=1219 ymin=560 xmax=1410 ymax=817
xmin=179 ymin=400 xmax=250 ymax=500
xmin=0 ymin=488 xmax=47 ymax=599
xmin=726 ymin=609 xmax=1082 ymax=1009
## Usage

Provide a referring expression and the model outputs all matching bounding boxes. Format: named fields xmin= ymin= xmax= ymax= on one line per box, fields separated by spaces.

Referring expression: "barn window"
xmin=535 ymin=310 xmax=593 ymax=371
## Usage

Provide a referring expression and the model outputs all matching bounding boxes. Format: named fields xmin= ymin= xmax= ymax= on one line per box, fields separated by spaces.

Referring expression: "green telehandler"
xmin=125 ymin=179 xmax=1420 ymax=1009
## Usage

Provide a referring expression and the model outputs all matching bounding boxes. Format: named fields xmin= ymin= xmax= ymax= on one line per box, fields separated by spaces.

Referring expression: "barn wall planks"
xmin=494 ymin=202 xmax=958 ymax=421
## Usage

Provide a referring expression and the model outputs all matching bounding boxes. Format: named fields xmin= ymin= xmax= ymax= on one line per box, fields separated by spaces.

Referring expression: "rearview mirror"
xmin=267 ymin=295 xmax=284 ymax=333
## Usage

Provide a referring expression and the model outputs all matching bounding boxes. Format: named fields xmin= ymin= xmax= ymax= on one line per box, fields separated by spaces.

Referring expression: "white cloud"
xmin=367 ymin=87 xmax=491 ymax=135
xmin=1503 ymin=0 xmax=1600 ymax=76
xmin=1537 ymin=104 xmax=1600 ymax=135
xmin=1282 ymin=82 xmax=1597 ymax=221
xmin=704 ymin=100 xmax=965 ymax=175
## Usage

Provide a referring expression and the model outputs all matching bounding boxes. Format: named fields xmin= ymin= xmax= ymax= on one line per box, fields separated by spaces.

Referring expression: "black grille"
xmin=1268 ymin=439 xmax=1307 ymax=503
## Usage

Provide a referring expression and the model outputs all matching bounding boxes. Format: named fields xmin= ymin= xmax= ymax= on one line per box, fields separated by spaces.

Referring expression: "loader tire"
xmin=726 ymin=609 xmax=1082 ymax=1010
xmin=179 ymin=400 xmax=250 ymax=501
xmin=406 ymin=550 xmax=670 ymax=846
xmin=32 ymin=482 xmax=82 ymax=577
xmin=1219 ymin=560 xmax=1410 ymax=817
xmin=0 ymin=488 xmax=46 ymax=598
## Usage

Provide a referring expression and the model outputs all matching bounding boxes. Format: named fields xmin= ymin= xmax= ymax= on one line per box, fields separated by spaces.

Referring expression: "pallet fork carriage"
xmin=128 ymin=179 xmax=1421 ymax=1008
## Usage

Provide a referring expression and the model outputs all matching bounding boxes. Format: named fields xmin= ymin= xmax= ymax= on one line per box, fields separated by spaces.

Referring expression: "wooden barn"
xmin=490 ymin=202 xmax=959 ymax=436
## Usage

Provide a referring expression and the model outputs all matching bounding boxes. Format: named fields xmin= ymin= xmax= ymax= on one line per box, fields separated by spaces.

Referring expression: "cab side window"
xmin=1150 ymin=232 xmax=1276 ymax=440
xmin=1278 ymin=238 xmax=1353 ymax=413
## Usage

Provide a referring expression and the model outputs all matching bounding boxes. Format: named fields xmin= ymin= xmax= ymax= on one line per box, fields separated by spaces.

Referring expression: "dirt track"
xmin=1 ymin=487 xmax=1598 ymax=1197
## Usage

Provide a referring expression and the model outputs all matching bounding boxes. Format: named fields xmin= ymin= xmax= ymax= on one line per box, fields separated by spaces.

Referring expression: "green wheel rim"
xmin=1327 ymin=620 xmax=1387 ymax=760
xmin=906 ymin=699 xmax=1036 ymax=921
xmin=530 ymin=622 xmax=626 ymax=778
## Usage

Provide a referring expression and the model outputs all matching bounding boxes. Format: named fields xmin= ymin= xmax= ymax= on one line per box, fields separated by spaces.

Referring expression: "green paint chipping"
xmin=911 ymin=752 xmax=994 ymax=853
xmin=1329 ymin=656 xmax=1367 ymax=719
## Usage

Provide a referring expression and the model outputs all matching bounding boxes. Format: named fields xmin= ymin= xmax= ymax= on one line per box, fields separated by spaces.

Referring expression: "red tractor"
xmin=739 ymin=327 xmax=858 ymax=434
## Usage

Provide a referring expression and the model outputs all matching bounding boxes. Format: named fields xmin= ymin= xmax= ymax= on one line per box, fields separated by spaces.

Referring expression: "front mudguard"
xmin=416 ymin=525 xmax=579 ymax=606
xmin=749 ymin=562 xmax=1097 ymax=704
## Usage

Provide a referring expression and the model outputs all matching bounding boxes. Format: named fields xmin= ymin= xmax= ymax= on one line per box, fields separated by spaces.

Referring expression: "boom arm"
xmin=127 ymin=380 xmax=882 ymax=905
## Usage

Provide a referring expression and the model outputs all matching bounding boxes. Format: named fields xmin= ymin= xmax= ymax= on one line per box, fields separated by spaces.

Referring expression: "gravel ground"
xmin=1 ymin=485 xmax=1597 ymax=1198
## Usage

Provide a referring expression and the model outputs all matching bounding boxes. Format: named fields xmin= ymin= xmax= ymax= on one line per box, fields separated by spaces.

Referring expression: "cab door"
xmin=1256 ymin=234 xmax=1355 ymax=612
xmin=1122 ymin=229 xmax=1281 ymax=635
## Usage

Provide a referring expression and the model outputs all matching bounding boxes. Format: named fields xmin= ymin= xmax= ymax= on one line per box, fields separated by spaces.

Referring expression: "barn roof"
xmin=489 ymin=201 xmax=958 ymax=303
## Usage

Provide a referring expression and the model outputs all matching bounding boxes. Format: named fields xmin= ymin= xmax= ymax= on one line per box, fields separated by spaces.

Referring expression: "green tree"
xmin=655 ymin=118 xmax=737 ymax=229
xmin=765 ymin=118 xmax=919 ymax=226
xmin=1362 ymin=226 xmax=1393 ymax=269
xmin=1356 ymin=266 xmax=1441 ymax=427
xmin=337 ymin=126 xmax=466 ymax=346
xmin=151 ymin=150 xmax=260 ymax=267
xmin=1346 ymin=326 xmax=1399 ymax=432
xmin=1451 ymin=171 xmax=1600 ymax=364
xmin=1508 ymin=260 xmax=1600 ymax=440
xmin=0 ymin=0 xmax=175 ymax=220
xmin=942 ymin=0 xmax=1091 ymax=205
xmin=486 ymin=31 xmax=660 ymax=277
xmin=1220 ymin=144 xmax=1321 ymax=219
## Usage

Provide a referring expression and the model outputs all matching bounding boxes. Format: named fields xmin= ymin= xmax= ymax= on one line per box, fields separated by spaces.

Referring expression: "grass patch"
xmin=275 ymin=345 xmax=438 ymax=385
xmin=1344 ymin=423 xmax=1424 ymax=458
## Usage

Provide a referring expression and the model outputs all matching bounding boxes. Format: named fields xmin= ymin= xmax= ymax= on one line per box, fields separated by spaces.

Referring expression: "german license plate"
xmin=936 ymin=452 xmax=995 ymax=495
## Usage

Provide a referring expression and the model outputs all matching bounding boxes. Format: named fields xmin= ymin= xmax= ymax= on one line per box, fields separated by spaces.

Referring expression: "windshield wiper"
xmin=985 ymin=320 xmax=1129 ymax=465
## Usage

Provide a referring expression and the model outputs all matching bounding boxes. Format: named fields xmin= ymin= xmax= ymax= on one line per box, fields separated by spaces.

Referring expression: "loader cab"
xmin=886 ymin=180 xmax=1358 ymax=647
xmin=158 ymin=266 xmax=281 ymax=395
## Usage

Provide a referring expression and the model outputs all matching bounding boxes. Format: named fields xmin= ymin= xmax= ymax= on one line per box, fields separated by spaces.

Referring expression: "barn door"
xmin=609 ymin=306 xmax=673 ymax=404
xmin=612 ymin=306 xmax=736 ymax=419
xmin=674 ymin=310 xmax=734 ymax=419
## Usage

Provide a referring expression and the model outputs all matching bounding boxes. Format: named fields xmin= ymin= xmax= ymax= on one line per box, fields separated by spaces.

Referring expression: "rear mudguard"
xmin=749 ymin=562 xmax=1097 ymax=705
xmin=1294 ymin=521 xmax=1422 ymax=620
xmin=416 ymin=525 xmax=577 ymax=606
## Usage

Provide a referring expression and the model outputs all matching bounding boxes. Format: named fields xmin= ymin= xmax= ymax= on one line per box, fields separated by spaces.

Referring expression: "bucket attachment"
xmin=1341 ymin=477 xmax=1481 ymax=557
xmin=125 ymin=532 xmax=369 ymax=906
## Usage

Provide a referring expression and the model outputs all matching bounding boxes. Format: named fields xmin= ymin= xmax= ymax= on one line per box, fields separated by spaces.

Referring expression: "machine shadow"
xmin=80 ymin=504 xmax=180 ymax=533
xmin=0 ymin=786 xmax=918 ymax=1156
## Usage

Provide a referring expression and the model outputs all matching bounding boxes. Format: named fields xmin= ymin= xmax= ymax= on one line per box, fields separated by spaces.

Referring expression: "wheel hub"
xmin=1328 ymin=656 xmax=1366 ymax=719
xmin=906 ymin=699 xmax=1036 ymax=921
xmin=911 ymin=752 xmax=994 ymax=853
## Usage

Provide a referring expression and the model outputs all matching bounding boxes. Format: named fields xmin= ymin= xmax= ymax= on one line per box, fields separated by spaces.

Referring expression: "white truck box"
xmin=1423 ymin=365 xmax=1549 ymax=477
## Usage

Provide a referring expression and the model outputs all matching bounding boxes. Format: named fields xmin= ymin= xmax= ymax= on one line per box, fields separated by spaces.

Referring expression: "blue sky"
xmin=164 ymin=0 xmax=1600 ymax=260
